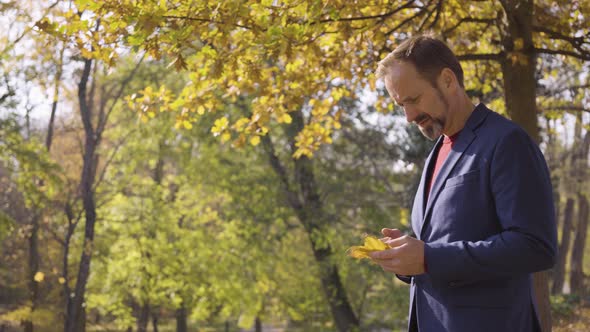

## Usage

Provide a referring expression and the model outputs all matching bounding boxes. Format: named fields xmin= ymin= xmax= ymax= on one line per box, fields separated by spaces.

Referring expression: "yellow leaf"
xmin=211 ymin=116 xmax=229 ymax=135
xmin=80 ymin=48 xmax=93 ymax=59
xmin=182 ymin=120 xmax=193 ymax=129
xmin=514 ymin=38 xmax=524 ymax=50
xmin=197 ymin=105 xmax=205 ymax=115
xmin=250 ymin=136 xmax=261 ymax=146
xmin=234 ymin=117 xmax=250 ymax=131
xmin=346 ymin=236 xmax=390 ymax=259
xmin=58 ymin=277 xmax=66 ymax=284
xmin=221 ymin=132 xmax=231 ymax=143
xmin=280 ymin=113 xmax=292 ymax=124
xmin=34 ymin=272 xmax=45 ymax=282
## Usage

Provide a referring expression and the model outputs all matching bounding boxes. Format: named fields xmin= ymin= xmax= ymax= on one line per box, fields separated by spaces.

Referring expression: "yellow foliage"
xmin=48 ymin=0 xmax=583 ymax=158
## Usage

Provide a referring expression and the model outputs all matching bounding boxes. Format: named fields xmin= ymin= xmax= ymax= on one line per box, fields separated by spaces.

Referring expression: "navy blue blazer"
xmin=405 ymin=104 xmax=557 ymax=332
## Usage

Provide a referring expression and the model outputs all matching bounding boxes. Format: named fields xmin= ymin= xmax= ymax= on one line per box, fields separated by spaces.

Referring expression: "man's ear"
xmin=439 ymin=68 xmax=457 ymax=91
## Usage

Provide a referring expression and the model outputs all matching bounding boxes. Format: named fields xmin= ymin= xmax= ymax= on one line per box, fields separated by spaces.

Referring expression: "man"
xmin=369 ymin=34 xmax=557 ymax=332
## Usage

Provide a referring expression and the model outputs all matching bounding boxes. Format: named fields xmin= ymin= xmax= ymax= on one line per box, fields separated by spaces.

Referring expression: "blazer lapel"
xmin=417 ymin=104 xmax=489 ymax=239
xmin=412 ymin=137 xmax=441 ymax=239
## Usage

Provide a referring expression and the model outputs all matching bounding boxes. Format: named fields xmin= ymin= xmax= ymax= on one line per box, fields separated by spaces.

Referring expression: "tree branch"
xmin=317 ymin=0 xmax=416 ymax=24
xmin=542 ymin=106 xmax=590 ymax=114
xmin=1 ymin=1 xmax=60 ymax=57
xmin=427 ymin=0 xmax=444 ymax=30
xmin=78 ymin=58 xmax=94 ymax=137
xmin=96 ymin=53 xmax=146 ymax=141
xmin=443 ymin=17 xmax=496 ymax=36
xmin=261 ymin=134 xmax=302 ymax=210
xmin=534 ymin=47 xmax=590 ymax=61
xmin=456 ymin=53 xmax=502 ymax=61
xmin=418 ymin=1 xmax=438 ymax=31
xmin=533 ymin=25 xmax=588 ymax=46
xmin=385 ymin=5 xmax=430 ymax=35
xmin=162 ymin=15 xmax=258 ymax=31
xmin=540 ymin=84 xmax=590 ymax=96
xmin=92 ymin=128 xmax=137 ymax=193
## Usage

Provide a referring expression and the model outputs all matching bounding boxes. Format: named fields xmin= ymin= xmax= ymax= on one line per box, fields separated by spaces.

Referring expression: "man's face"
xmin=384 ymin=61 xmax=450 ymax=140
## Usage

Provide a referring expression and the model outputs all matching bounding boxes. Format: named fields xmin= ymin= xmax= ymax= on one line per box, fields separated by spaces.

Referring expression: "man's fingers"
xmin=381 ymin=228 xmax=403 ymax=239
xmin=369 ymin=245 xmax=403 ymax=260
xmin=385 ymin=235 xmax=409 ymax=248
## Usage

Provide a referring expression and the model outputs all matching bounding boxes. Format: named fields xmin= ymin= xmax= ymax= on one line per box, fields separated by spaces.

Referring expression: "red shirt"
xmin=423 ymin=132 xmax=459 ymax=274
xmin=427 ymin=132 xmax=460 ymax=198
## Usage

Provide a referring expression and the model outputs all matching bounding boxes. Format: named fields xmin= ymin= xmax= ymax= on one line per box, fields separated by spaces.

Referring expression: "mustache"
xmin=414 ymin=114 xmax=430 ymax=124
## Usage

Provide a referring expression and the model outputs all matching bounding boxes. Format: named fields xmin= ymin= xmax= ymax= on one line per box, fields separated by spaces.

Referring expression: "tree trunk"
xmin=568 ymin=120 xmax=590 ymax=294
xmin=552 ymin=198 xmax=575 ymax=294
xmin=136 ymin=303 xmax=149 ymax=332
xmin=570 ymin=194 xmax=589 ymax=293
xmin=262 ymin=109 xmax=359 ymax=332
xmin=65 ymin=57 xmax=97 ymax=332
xmin=175 ymin=306 xmax=187 ymax=332
xmin=255 ymin=316 xmax=262 ymax=332
xmin=499 ymin=0 xmax=539 ymax=142
xmin=61 ymin=203 xmax=75 ymax=332
xmin=24 ymin=215 xmax=40 ymax=332
xmin=45 ymin=41 xmax=65 ymax=152
xmin=151 ymin=312 xmax=159 ymax=332
xmin=498 ymin=1 xmax=551 ymax=330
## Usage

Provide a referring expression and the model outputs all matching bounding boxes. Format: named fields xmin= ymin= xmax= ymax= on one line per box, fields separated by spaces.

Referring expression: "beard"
xmin=416 ymin=86 xmax=448 ymax=141
xmin=418 ymin=118 xmax=444 ymax=141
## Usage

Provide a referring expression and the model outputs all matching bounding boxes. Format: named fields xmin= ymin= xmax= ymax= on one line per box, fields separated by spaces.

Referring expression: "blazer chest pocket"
xmin=445 ymin=170 xmax=481 ymax=188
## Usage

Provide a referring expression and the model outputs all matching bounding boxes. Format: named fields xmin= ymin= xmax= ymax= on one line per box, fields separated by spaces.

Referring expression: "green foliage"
xmin=551 ymin=294 xmax=581 ymax=318
xmin=0 ymin=115 xmax=63 ymax=208
xmin=0 ymin=305 xmax=57 ymax=329
xmin=0 ymin=210 xmax=14 ymax=243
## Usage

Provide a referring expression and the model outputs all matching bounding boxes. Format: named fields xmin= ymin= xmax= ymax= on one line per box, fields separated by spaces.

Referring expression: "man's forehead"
xmin=385 ymin=76 xmax=416 ymax=103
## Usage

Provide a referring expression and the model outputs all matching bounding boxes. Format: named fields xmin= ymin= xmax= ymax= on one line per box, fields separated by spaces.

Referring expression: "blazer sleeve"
xmin=423 ymin=128 xmax=557 ymax=285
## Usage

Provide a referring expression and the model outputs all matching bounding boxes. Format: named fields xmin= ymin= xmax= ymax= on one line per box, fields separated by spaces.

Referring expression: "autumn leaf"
xmin=34 ymin=272 xmax=45 ymax=282
xmin=250 ymin=135 xmax=261 ymax=146
xmin=346 ymin=235 xmax=390 ymax=259
xmin=211 ymin=117 xmax=229 ymax=135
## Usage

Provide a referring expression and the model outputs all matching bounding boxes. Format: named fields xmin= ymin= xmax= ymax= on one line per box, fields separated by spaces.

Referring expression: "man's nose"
xmin=404 ymin=106 xmax=419 ymax=123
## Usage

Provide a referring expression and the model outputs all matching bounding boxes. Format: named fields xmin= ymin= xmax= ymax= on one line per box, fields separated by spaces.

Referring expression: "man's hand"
xmin=369 ymin=228 xmax=426 ymax=276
